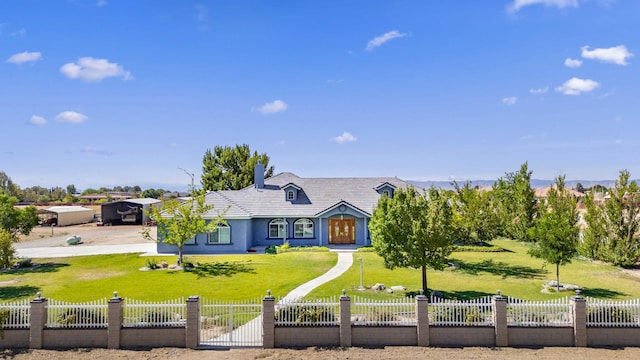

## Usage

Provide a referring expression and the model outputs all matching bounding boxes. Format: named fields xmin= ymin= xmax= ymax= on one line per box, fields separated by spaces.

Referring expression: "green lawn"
xmin=308 ymin=239 xmax=640 ymax=301
xmin=0 ymin=252 xmax=337 ymax=302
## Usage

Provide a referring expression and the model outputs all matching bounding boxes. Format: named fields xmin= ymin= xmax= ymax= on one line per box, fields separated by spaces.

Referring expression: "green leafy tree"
xmin=580 ymin=170 xmax=640 ymax=267
xmin=369 ymin=187 xmax=455 ymax=294
xmin=201 ymin=144 xmax=274 ymax=191
xmin=527 ymin=175 xmax=579 ymax=291
xmin=66 ymin=184 xmax=77 ymax=195
xmin=0 ymin=171 xmax=22 ymax=200
xmin=0 ymin=194 xmax=39 ymax=269
xmin=493 ymin=162 xmax=537 ymax=241
xmin=141 ymin=188 xmax=165 ymax=199
xmin=451 ymin=181 xmax=500 ymax=244
xmin=0 ymin=194 xmax=39 ymax=238
xmin=142 ymin=173 xmax=224 ymax=266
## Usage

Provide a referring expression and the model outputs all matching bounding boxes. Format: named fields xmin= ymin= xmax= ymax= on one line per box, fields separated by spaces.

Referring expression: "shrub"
xmin=276 ymin=304 xmax=336 ymax=324
xmin=16 ymin=258 xmax=32 ymax=268
xmin=587 ymin=306 xmax=634 ymax=324
xmin=145 ymin=258 xmax=159 ymax=270
xmin=265 ymin=245 xmax=277 ymax=254
xmin=55 ymin=307 xmax=106 ymax=326
xmin=276 ymin=245 xmax=330 ymax=253
xmin=432 ymin=304 xmax=485 ymax=325
xmin=182 ymin=257 xmax=195 ymax=270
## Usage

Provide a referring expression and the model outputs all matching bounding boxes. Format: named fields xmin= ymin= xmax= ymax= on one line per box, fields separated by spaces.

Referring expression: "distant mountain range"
xmin=407 ymin=179 xmax=624 ymax=190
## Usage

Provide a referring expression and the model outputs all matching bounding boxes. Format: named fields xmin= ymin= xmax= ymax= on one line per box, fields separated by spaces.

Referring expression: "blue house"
xmin=157 ymin=164 xmax=416 ymax=254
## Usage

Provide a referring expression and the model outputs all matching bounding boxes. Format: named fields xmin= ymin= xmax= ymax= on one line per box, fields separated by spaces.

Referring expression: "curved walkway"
xmin=279 ymin=250 xmax=353 ymax=302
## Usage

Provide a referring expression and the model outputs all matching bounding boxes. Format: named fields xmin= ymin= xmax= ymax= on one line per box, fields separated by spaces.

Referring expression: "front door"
xmin=328 ymin=218 xmax=356 ymax=244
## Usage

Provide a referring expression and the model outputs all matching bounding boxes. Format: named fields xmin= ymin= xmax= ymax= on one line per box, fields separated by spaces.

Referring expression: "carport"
xmin=43 ymin=206 xmax=95 ymax=227
xmin=100 ymin=198 xmax=161 ymax=225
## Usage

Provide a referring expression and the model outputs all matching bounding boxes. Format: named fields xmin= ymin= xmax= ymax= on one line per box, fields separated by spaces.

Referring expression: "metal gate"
xmin=200 ymin=298 xmax=263 ymax=347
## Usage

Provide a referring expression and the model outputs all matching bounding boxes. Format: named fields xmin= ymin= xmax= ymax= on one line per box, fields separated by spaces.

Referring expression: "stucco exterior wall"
xmin=0 ymin=329 xmax=30 ymax=348
xmin=351 ymin=326 xmax=416 ymax=346
xmin=429 ymin=327 xmax=495 ymax=347
xmin=508 ymin=327 xmax=574 ymax=347
xmin=587 ymin=328 xmax=640 ymax=347
xmin=120 ymin=327 xmax=186 ymax=348
xmin=274 ymin=326 xmax=340 ymax=347
xmin=43 ymin=328 xmax=108 ymax=348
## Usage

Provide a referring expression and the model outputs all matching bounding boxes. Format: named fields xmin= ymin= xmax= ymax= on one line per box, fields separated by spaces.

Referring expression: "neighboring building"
xmin=157 ymin=164 xmax=416 ymax=254
xmin=42 ymin=206 xmax=94 ymax=227
xmin=79 ymin=192 xmax=133 ymax=202
xmin=101 ymin=198 xmax=162 ymax=225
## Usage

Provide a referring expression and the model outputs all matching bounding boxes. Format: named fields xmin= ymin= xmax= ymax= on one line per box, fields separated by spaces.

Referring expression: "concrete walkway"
xmin=279 ymin=250 xmax=354 ymax=303
xmin=16 ymin=243 xmax=157 ymax=258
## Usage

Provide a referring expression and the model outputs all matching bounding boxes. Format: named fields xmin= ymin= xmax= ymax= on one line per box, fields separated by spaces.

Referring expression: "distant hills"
xmin=408 ymin=179 xmax=622 ymax=190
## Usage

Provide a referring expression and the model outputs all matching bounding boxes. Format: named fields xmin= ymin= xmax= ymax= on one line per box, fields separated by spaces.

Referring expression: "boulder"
xmin=390 ymin=285 xmax=406 ymax=291
xmin=66 ymin=235 xmax=82 ymax=245
xmin=372 ymin=283 xmax=385 ymax=291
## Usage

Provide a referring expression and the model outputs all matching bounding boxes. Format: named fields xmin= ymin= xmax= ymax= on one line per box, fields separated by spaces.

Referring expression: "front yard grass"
xmin=307 ymin=238 xmax=640 ymax=301
xmin=0 ymin=252 xmax=337 ymax=302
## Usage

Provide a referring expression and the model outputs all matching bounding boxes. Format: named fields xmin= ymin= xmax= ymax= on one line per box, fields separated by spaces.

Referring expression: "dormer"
xmin=282 ymin=183 xmax=302 ymax=202
xmin=374 ymin=182 xmax=397 ymax=198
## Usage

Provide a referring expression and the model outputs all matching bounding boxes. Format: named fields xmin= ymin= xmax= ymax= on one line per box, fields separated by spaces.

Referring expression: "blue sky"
xmin=1 ymin=0 xmax=638 ymax=190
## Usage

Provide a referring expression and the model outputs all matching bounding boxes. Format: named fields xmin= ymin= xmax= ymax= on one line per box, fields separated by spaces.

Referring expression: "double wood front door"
xmin=328 ymin=218 xmax=356 ymax=244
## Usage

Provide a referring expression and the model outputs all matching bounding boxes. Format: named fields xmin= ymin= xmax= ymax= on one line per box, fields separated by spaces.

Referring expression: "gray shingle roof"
xmin=203 ymin=172 xmax=417 ymax=219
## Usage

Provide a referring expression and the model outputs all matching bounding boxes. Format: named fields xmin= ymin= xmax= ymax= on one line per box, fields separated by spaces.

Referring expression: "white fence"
xmin=200 ymin=298 xmax=263 ymax=347
xmin=275 ymin=296 xmax=339 ymax=326
xmin=122 ymin=297 xmax=186 ymax=327
xmin=507 ymin=296 xmax=572 ymax=327
xmin=46 ymin=298 xmax=108 ymax=328
xmin=429 ymin=295 xmax=494 ymax=326
xmin=586 ymin=297 xmax=640 ymax=327
xmin=351 ymin=296 xmax=416 ymax=326
xmin=0 ymin=299 xmax=30 ymax=329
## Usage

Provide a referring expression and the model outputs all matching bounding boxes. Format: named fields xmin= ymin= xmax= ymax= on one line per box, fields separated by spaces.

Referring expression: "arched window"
xmin=269 ymin=218 xmax=286 ymax=238
xmin=294 ymin=218 xmax=314 ymax=238
xmin=382 ymin=190 xmax=390 ymax=197
xmin=287 ymin=190 xmax=295 ymax=201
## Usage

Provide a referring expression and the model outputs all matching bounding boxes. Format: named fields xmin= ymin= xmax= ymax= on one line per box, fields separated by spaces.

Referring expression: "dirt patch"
xmin=76 ymin=271 xmax=126 ymax=281
xmin=3 ymin=346 xmax=640 ymax=360
xmin=16 ymin=224 xmax=154 ymax=249
xmin=0 ymin=279 xmax=19 ymax=286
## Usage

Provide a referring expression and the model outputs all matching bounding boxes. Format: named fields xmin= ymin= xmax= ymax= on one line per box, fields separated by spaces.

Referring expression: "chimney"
xmin=254 ymin=161 xmax=265 ymax=189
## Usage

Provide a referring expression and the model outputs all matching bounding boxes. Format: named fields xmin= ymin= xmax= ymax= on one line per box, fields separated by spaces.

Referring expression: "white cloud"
xmin=255 ymin=100 xmax=288 ymax=114
xmin=28 ymin=115 xmax=46 ymax=126
xmin=6 ymin=51 xmax=42 ymax=64
xmin=56 ymin=111 xmax=88 ymax=124
xmin=581 ymin=45 xmax=634 ymax=66
xmin=60 ymin=57 xmax=133 ymax=81
xmin=10 ymin=28 xmax=26 ymax=37
xmin=331 ymin=132 xmax=357 ymax=144
xmin=195 ymin=4 xmax=209 ymax=22
xmin=366 ymin=30 xmax=407 ymax=51
xmin=508 ymin=0 xmax=578 ymax=13
xmin=81 ymin=146 xmax=113 ymax=156
xmin=502 ymin=96 xmax=518 ymax=105
xmin=564 ymin=57 xmax=583 ymax=68
xmin=529 ymin=86 xmax=549 ymax=94
xmin=555 ymin=77 xmax=600 ymax=95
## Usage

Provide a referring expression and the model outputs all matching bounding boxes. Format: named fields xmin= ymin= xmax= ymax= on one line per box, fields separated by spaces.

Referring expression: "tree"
xmin=201 ymin=144 xmax=274 ymax=191
xmin=580 ymin=170 xmax=640 ymax=267
xmin=0 ymin=171 xmax=22 ymax=199
xmin=493 ymin=162 xmax=537 ymax=241
xmin=0 ymin=194 xmax=39 ymax=269
xmin=527 ymin=175 xmax=579 ymax=291
xmin=142 ymin=173 xmax=224 ymax=266
xmin=66 ymin=184 xmax=77 ymax=195
xmin=141 ymin=188 xmax=165 ymax=199
xmin=451 ymin=181 xmax=500 ymax=244
xmin=0 ymin=194 xmax=39 ymax=238
xmin=369 ymin=187 xmax=455 ymax=294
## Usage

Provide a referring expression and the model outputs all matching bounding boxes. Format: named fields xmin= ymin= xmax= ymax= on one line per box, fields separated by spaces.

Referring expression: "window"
xmin=294 ymin=218 xmax=314 ymax=238
xmin=269 ymin=218 xmax=286 ymax=238
xmin=287 ymin=190 xmax=294 ymax=201
xmin=184 ymin=236 xmax=196 ymax=245
xmin=208 ymin=225 xmax=231 ymax=244
xmin=382 ymin=190 xmax=390 ymax=197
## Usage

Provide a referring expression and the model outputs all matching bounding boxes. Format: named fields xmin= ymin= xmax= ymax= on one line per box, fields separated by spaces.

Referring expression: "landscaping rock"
xmin=66 ymin=235 xmax=82 ymax=245
xmin=372 ymin=283 xmax=385 ymax=291
xmin=385 ymin=288 xmax=394 ymax=293
xmin=390 ymin=285 xmax=406 ymax=291
xmin=542 ymin=280 xmax=582 ymax=293
xmin=448 ymin=261 xmax=460 ymax=269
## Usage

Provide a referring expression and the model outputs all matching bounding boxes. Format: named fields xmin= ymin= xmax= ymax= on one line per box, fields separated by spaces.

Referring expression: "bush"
xmin=16 ymin=258 xmax=32 ymax=268
xmin=276 ymin=245 xmax=330 ymax=253
xmin=276 ymin=304 xmax=336 ymax=324
xmin=182 ymin=257 xmax=195 ymax=270
xmin=146 ymin=258 xmax=159 ymax=270
xmin=587 ymin=306 xmax=634 ymax=324
xmin=265 ymin=245 xmax=277 ymax=254
xmin=0 ymin=230 xmax=16 ymax=269
xmin=55 ymin=307 xmax=106 ymax=326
